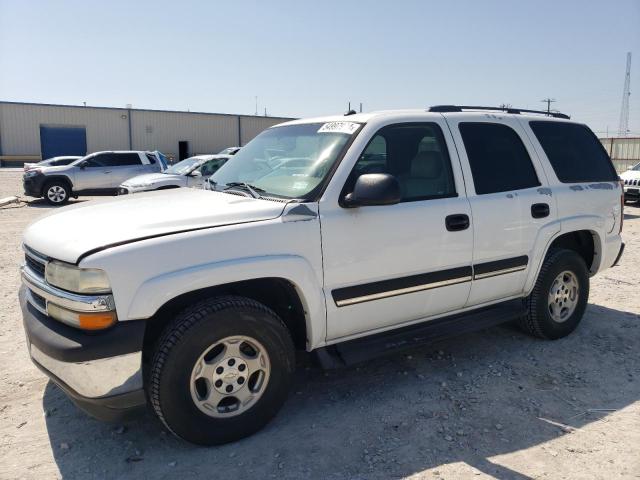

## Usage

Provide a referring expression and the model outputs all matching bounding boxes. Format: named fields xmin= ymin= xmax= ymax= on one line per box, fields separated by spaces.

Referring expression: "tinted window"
xmin=199 ymin=158 xmax=227 ymax=176
xmin=84 ymin=154 xmax=113 ymax=167
xmin=529 ymin=121 xmax=618 ymax=183
xmin=111 ymin=153 xmax=142 ymax=166
xmin=348 ymin=123 xmax=456 ymax=202
xmin=146 ymin=153 xmax=156 ymax=164
xmin=459 ymin=123 xmax=539 ymax=194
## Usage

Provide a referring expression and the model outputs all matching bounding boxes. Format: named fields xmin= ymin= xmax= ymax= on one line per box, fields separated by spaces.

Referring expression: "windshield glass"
xmin=210 ymin=122 xmax=360 ymax=198
xmin=165 ymin=158 xmax=201 ymax=175
xmin=632 ymin=162 xmax=640 ymax=171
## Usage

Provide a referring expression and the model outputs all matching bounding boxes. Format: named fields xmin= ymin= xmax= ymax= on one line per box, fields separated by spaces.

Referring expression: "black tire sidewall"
xmin=533 ymin=250 xmax=589 ymax=339
xmin=44 ymin=181 xmax=70 ymax=205
xmin=154 ymin=301 xmax=295 ymax=445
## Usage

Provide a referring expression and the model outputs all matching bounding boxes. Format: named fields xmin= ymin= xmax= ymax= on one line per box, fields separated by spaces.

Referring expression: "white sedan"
xmin=118 ymin=155 xmax=229 ymax=195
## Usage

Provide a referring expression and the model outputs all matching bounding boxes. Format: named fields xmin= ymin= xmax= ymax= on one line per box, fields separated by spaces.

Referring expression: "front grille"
xmin=29 ymin=289 xmax=46 ymax=310
xmin=25 ymin=253 xmax=46 ymax=278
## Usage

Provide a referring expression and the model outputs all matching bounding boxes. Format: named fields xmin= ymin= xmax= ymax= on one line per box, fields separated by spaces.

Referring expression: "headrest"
xmin=411 ymin=151 xmax=443 ymax=179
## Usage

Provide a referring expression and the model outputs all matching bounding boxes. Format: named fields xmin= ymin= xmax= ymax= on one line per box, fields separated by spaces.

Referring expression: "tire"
xmin=520 ymin=248 xmax=589 ymax=340
xmin=43 ymin=180 xmax=70 ymax=205
xmin=148 ymin=295 xmax=296 ymax=445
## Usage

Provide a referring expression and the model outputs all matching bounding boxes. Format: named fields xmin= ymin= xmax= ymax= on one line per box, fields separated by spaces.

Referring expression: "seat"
xmin=399 ymin=151 xmax=448 ymax=199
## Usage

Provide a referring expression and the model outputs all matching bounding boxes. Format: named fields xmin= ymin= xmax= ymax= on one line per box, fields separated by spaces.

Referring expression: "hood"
xmin=23 ymin=189 xmax=287 ymax=263
xmin=121 ymin=172 xmax=182 ymax=186
xmin=34 ymin=164 xmax=75 ymax=174
xmin=620 ymin=169 xmax=640 ymax=180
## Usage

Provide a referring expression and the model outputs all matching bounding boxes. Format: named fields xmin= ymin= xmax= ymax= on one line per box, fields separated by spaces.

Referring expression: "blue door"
xmin=40 ymin=126 xmax=87 ymax=160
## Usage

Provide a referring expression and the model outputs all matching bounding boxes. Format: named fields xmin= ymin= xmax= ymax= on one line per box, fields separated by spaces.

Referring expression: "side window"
xmin=459 ymin=123 xmax=539 ymax=194
xmin=529 ymin=121 xmax=618 ymax=183
xmin=84 ymin=154 xmax=113 ymax=167
xmin=146 ymin=153 xmax=156 ymax=164
xmin=111 ymin=153 xmax=142 ymax=166
xmin=348 ymin=123 xmax=456 ymax=202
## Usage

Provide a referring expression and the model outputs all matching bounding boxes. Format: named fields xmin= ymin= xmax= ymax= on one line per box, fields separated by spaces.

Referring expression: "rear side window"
xmin=112 ymin=153 xmax=142 ymax=166
xmin=529 ymin=122 xmax=618 ymax=183
xmin=459 ymin=123 xmax=539 ymax=194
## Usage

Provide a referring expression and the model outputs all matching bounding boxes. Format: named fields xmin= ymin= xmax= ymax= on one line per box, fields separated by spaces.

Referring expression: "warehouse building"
xmin=0 ymin=101 xmax=293 ymax=165
xmin=599 ymin=136 xmax=640 ymax=172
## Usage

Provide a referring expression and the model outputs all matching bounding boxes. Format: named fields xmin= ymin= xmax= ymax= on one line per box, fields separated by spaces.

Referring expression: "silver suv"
xmin=22 ymin=150 xmax=167 ymax=205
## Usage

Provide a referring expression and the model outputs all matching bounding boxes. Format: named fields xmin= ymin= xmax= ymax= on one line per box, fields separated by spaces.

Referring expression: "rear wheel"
xmin=520 ymin=249 xmax=589 ymax=339
xmin=148 ymin=296 xmax=295 ymax=445
xmin=44 ymin=180 xmax=70 ymax=205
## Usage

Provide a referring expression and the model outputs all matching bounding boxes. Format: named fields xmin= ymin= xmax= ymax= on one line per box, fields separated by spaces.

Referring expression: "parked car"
xmin=620 ymin=162 xmax=640 ymax=203
xmin=22 ymin=150 xmax=168 ymax=205
xmin=24 ymin=156 xmax=82 ymax=172
xmin=19 ymin=106 xmax=624 ymax=446
xmin=218 ymin=147 xmax=240 ymax=155
xmin=118 ymin=155 xmax=229 ymax=195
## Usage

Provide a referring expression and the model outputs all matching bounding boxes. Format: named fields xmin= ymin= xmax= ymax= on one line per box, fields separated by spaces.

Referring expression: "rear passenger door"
xmin=110 ymin=153 xmax=146 ymax=187
xmin=445 ymin=115 xmax=560 ymax=306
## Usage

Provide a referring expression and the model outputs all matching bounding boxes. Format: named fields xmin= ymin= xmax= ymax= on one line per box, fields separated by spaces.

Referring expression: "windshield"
xmin=164 ymin=158 xmax=201 ymax=175
xmin=210 ymin=122 xmax=360 ymax=198
xmin=632 ymin=162 xmax=640 ymax=171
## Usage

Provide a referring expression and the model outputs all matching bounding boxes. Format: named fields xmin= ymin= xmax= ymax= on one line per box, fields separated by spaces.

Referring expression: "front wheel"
xmin=43 ymin=180 xmax=70 ymax=205
xmin=148 ymin=296 xmax=295 ymax=445
xmin=520 ymin=249 xmax=589 ymax=339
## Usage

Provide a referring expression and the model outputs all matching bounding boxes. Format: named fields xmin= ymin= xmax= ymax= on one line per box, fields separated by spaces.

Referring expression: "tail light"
xmin=619 ymin=179 xmax=624 ymax=233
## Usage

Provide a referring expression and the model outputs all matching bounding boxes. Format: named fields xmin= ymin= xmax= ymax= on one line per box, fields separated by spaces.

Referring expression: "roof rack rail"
xmin=428 ymin=105 xmax=570 ymax=120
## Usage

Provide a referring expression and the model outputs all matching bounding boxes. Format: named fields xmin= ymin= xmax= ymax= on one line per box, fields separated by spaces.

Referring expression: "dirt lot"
xmin=0 ymin=168 xmax=638 ymax=480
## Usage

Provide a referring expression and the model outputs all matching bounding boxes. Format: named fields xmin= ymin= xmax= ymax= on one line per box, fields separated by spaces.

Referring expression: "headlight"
xmin=24 ymin=170 xmax=41 ymax=177
xmin=45 ymin=261 xmax=111 ymax=294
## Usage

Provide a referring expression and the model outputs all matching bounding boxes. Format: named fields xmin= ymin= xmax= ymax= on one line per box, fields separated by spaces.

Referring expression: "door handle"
xmin=103 ymin=171 xmax=111 ymax=174
xmin=445 ymin=214 xmax=470 ymax=231
xmin=531 ymin=203 xmax=550 ymax=219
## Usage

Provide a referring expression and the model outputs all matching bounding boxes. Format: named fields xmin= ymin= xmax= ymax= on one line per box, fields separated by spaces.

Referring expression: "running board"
xmin=315 ymin=299 xmax=526 ymax=369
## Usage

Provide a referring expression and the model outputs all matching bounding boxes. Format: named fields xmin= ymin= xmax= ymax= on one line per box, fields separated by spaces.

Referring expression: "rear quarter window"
xmin=529 ymin=122 xmax=618 ymax=183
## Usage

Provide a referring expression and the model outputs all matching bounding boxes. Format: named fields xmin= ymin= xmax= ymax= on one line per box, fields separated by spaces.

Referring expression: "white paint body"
xmin=22 ymin=110 xmax=624 ymax=350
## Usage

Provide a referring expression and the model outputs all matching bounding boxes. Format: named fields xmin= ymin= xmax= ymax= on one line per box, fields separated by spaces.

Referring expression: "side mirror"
xmin=190 ymin=170 xmax=202 ymax=177
xmin=78 ymin=161 xmax=87 ymax=169
xmin=343 ymin=173 xmax=401 ymax=208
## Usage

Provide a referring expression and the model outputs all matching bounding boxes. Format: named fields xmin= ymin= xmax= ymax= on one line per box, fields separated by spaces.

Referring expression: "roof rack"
xmin=428 ymin=105 xmax=570 ymax=120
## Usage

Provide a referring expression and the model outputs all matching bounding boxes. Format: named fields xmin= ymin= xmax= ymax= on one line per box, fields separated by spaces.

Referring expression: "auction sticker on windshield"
xmin=317 ymin=122 xmax=360 ymax=135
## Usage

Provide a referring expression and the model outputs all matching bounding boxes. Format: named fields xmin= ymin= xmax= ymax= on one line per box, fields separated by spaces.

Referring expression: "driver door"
xmin=320 ymin=121 xmax=474 ymax=341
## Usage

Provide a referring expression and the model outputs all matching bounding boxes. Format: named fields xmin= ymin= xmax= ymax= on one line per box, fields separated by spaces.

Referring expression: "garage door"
xmin=40 ymin=126 xmax=87 ymax=160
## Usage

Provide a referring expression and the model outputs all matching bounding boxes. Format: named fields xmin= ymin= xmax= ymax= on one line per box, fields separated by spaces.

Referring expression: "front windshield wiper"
xmin=223 ymin=182 xmax=265 ymax=199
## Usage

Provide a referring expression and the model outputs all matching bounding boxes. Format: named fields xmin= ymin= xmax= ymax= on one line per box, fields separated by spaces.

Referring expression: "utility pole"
xmin=359 ymin=102 xmax=363 ymax=113
xmin=541 ymin=98 xmax=556 ymax=114
xmin=254 ymin=96 xmax=258 ymax=116
xmin=618 ymin=52 xmax=632 ymax=137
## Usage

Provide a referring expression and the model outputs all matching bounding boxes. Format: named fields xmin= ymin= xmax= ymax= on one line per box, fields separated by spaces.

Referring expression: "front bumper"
xmin=20 ymin=283 xmax=147 ymax=421
xmin=23 ymin=174 xmax=46 ymax=197
xmin=623 ymin=186 xmax=639 ymax=200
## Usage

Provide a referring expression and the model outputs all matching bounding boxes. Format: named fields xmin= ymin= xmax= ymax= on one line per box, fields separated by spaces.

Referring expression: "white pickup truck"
xmin=19 ymin=106 xmax=624 ymax=445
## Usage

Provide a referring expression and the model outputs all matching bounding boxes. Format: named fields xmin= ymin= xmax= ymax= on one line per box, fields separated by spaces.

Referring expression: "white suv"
xmin=19 ymin=106 xmax=624 ymax=445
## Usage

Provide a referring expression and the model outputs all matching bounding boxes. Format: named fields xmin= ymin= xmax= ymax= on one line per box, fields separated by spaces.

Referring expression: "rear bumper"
xmin=20 ymin=285 xmax=147 ymax=421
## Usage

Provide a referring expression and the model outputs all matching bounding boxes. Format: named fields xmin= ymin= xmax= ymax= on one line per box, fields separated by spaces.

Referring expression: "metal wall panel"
xmin=239 ymin=116 xmax=287 ymax=146
xmin=130 ymin=111 xmax=240 ymax=160
xmin=0 ymin=102 xmax=293 ymax=162
xmin=0 ymin=103 xmax=130 ymax=158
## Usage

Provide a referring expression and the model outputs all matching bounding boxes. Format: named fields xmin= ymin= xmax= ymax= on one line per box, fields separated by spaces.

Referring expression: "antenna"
xmin=541 ymin=98 xmax=556 ymax=114
xmin=618 ymin=52 xmax=632 ymax=137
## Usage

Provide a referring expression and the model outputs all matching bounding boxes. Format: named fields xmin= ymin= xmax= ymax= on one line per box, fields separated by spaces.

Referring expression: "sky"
xmin=1 ymin=0 xmax=639 ymax=136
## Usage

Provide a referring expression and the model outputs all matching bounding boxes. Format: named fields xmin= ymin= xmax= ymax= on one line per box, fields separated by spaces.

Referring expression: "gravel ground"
xmin=0 ymin=168 xmax=638 ymax=480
